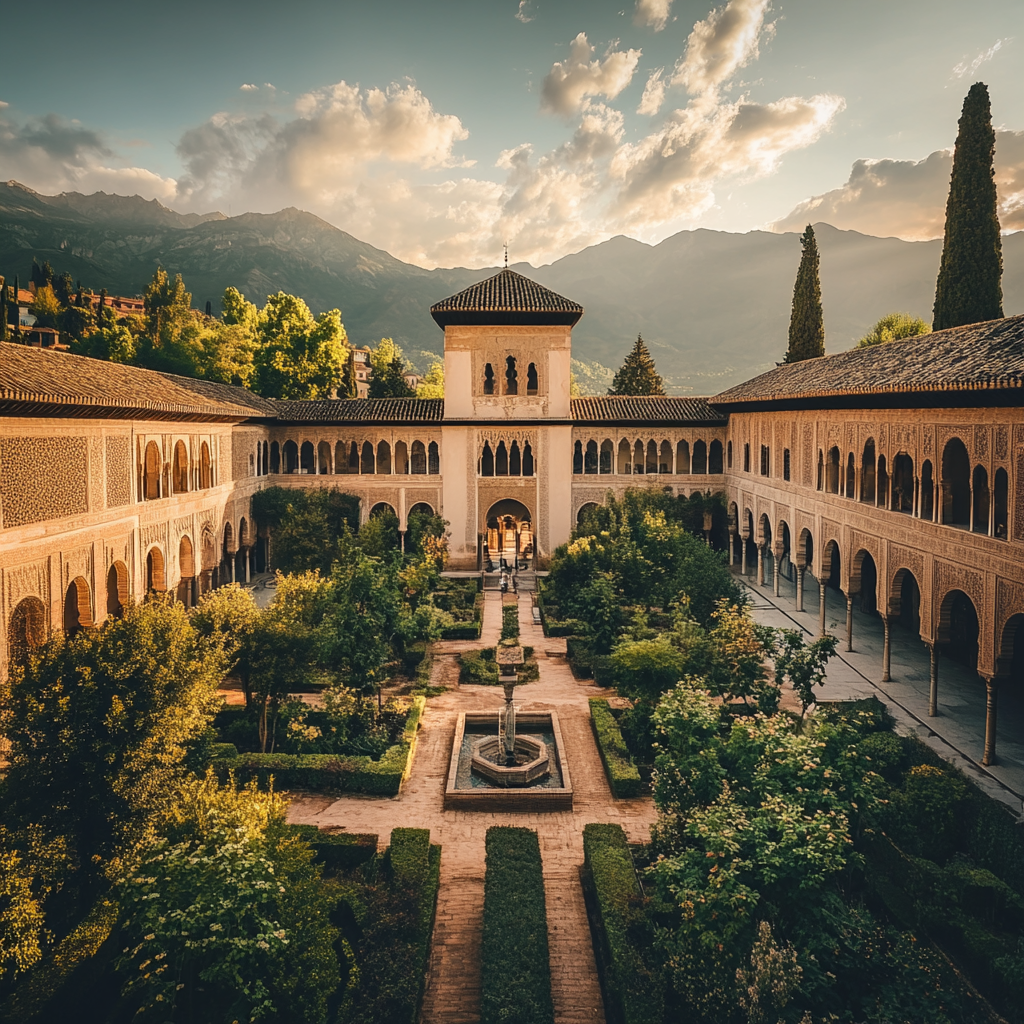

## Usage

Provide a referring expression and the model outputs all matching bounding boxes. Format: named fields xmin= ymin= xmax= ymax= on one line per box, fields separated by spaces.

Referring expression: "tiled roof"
xmin=271 ymin=398 xmax=445 ymax=424
xmin=430 ymin=269 xmax=583 ymax=328
xmin=571 ymin=396 xmax=727 ymax=425
xmin=713 ymin=315 xmax=1024 ymax=408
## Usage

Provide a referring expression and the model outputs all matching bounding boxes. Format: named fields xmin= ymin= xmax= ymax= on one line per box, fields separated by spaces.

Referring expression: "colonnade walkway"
xmin=739 ymin=570 xmax=1024 ymax=814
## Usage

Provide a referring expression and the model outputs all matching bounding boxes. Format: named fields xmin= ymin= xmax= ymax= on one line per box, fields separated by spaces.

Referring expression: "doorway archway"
xmin=484 ymin=499 xmax=533 ymax=571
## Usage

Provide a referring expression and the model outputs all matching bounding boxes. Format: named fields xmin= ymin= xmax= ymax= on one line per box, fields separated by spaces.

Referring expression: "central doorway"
xmin=484 ymin=499 xmax=533 ymax=571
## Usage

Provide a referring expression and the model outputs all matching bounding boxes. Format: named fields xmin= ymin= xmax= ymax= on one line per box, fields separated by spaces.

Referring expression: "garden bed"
xmin=437 ymin=580 xmax=484 ymax=640
xmin=588 ymin=699 xmax=644 ymax=798
xmin=458 ymin=646 xmax=538 ymax=685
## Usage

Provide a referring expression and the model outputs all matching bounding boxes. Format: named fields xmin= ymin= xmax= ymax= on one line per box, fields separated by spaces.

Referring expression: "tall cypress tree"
xmin=784 ymin=225 xmax=824 ymax=363
xmin=933 ymin=82 xmax=1003 ymax=330
xmin=608 ymin=334 xmax=666 ymax=395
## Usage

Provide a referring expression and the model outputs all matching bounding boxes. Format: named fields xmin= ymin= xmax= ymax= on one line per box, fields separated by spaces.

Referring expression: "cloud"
xmin=634 ymin=0 xmax=674 ymax=32
xmin=541 ymin=33 xmax=642 ymax=115
xmin=952 ymin=38 xmax=1010 ymax=78
xmin=773 ymin=129 xmax=1024 ymax=238
xmin=240 ymin=83 xmax=258 ymax=92
xmin=637 ymin=69 xmax=666 ymax=116
xmin=672 ymin=0 xmax=773 ymax=97
xmin=515 ymin=1 xmax=533 ymax=23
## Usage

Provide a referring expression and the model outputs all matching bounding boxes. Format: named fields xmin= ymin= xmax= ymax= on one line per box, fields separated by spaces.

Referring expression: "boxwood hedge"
xmin=589 ymin=699 xmax=643 ymax=798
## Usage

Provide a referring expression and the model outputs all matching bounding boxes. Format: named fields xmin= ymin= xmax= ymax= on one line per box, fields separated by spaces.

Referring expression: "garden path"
xmin=286 ymin=589 xmax=659 ymax=1024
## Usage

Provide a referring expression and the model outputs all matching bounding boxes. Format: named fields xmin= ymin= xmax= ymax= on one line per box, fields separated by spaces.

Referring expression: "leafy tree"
xmin=608 ymin=334 xmax=666 ymax=395
xmin=340 ymin=348 xmax=359 ymax=398
xmin=220 ymin=286 xmax=259 ymax=338
xmin=28 ymin=285 xmax=62 ymax=329
xmin=857 ymin=311 xmax=931 ymax=348
xmin=784 ymin=225 xmax=824 ymax=362
xmin=416 ymin=358 xmax=445 ymax=398
xmin=59 ymin=301 xmax=95 ymax=342
xmin=75 ymin=322 xmax=137 ymax=363
xmin=0 ymin=599 xmax=224 ymax=916
xmin=192 ymin=321 xmax=258 ymax=387
xmin=358 ymin=507 xmax=401 ymax=556
xmin=53 ymin=272 xmax=74 ymax=307
xmin=0 ymin=278 xmax=9 ymax=341
xmin=190 ymin=585 xmax=261 ymax=703
xmin=368 ymin=338 xmax=415 ymax=398
xmin=136 ymin=268 xmax=201 ymax=374
xmin=933 ymin=82 xmax=1004 ymax=330
xmin=255 ymin=293 xmax=348 ymax=399
xmin=29 ymin=259 xmax=53 ymax=289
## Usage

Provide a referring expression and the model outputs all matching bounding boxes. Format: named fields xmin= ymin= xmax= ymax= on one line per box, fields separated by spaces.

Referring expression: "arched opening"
xmin=146 ymin=547 xmax=165 ymax=592
xmin=107 ymin=561 xmax=129 ymax=618
xmin=852 ymin=551 xmax=877 ymax=614
xmin=509 ymin=440 xmax=522 ymax=476
xmin=178 ymin=536 xmax=195 ymax=607
xmin=411 ymin=440 xmax=427 ymax=474
xmin=892 ymin=569 xmax=921 ymax=634
xmin=394 ymin=440 xmax=409 ymax=475
xmin=997 ymin=613 xmax=1024 ymax=681
xmin=283 ymin=440 xmax=299 ymax=474
xmin=742 ymin=509 xmax=757 ymax=572
xmin=63 ymin=577 xmax=93 ymax=635
xmin=481 ymin=441 xmax=495 ymax=477
xmin=860 ymin=439 xmax=876 ymax=502
xmin=262 ymin=441 xmax=269 ymax=476
xmin=676 ymin=440 xmax=690 ymax=474
xmin=659 ymin=440 xmax=672 ymax=474
xmin=845 ymin=452 xmax=856 ymax=499
xmin=483 ymin=363 xmax=495 ymax=395
xmin=143 ymin=440 xmax=161 ymax=500
xmin=709 ymin=439 xmax=723 ymax=474
xmin=876 ymin=455 xmax=888 ymax=507
xmin=484 ymin=499 xmax=533 ymax=571
xmin=300 ymin=441 xmax=315 ymax=474
xmin=172 ymin=440 xmax=189 ymax=494
xmin=920 ymin=459 xmax=934 ymax=519
xmin=941 ymin=438 xmax=971 ymax=528
xmin=891 ymin=454 xmax=914 ymax=513
xmin=222 ymin=522 xmax=235 ymax=585
xmin=200 ymin=441 xmax=212 ymax=488
xmin=692 ymin=439 xmax=707 ymax=474
xmin=938 ymin=589 xmax=979 ymax=670
xmin=317 ymin=441 xmax=332 ymax=475
xmin=618 ymin=439 xmax=632 ymax=474
xmin=823 ymin=540 xmax=841 ymax=593
xmin=337 ymin=441 xmax=353 ymax=474
xmin=778 ymin=521 xmax=792 ymax=581
xmin=972 ymin=465 xmax=989 ymax=534
xmin=369 ymin=502 xmax=396 ymax=519
xmin=496 ymin=440 xmax=509 ymax=476
xmin=646 ymin=440 xmax=658 ymax=474
xmin=527 ymin=363 xmax=538 ymax=395
xmin=255 ymin=535 xmax=268 ymax=574
xmin=522 ymin=443 xmax=534 ymax=476
xmin=360 ymin=441 xmax=375 ymax=474
xmin=633 ymin=439 xmax=644 ymax=474
xmin=8 ymin=597 xmax=47 ymax=667
xmin=409 ymin=501 xmax=434 ymax=518
xmin=376 ymin=440 xmax=392 ymax=475
xmin=727 ymin=440 xmax=733 ymax=469
xmin=816 ymin=449 xmax=824 ymax=490
xmin=826 ymin=447 xmax=840 ymax=493
xmin=428 ymin=441 xmax=440 ymax=474
xmin=577 ymin=502 xmax=600 ymax=525
xmin=584 ymin=440 xmax=598 ymax=475
xmin=201 ymin=530 xmax=216 ymax=594
xmin=572 ymin=440 xmax=583 ymax=474
xmin=270 ymin=441 xmax=280 ymax=474
xmin=600 ymin=439 xmax=614 ymax=474
xmin=505 ymin=356 xmax=518 ymax=395
xmin=994 ymin=467 xmax=1008 ymax=538
xmin=797 ymin=528 xmax=813 ymax=571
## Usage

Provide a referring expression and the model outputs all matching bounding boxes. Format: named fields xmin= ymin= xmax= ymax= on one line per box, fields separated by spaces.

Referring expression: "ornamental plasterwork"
xmin=62 ymin=545 xmax=93 ymax=587
xmin=937 ymin=425 xmax=973 ymax=460
xmin=5 ymin=560 xmax=49 ymax=609
xmin=974 ymin=426 xmax=989 ymax=460
xmin=995 ymin=425 xmax=1008 ymax=460
xmin=934 ymin=559 xmax=985 ymax=616
xmin=995 ymin=578 xmax=1024 ymax=642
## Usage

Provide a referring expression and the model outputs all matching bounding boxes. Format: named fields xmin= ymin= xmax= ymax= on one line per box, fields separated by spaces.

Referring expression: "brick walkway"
xmin=286 ymin=591 xmax=658 ymax=1024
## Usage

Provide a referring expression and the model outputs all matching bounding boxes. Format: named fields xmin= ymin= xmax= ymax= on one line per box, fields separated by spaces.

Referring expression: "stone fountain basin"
xmin=445 ymin=711 xmax=573 ymax=811
xmin=470 ymin=735 xmax=550 ymax=785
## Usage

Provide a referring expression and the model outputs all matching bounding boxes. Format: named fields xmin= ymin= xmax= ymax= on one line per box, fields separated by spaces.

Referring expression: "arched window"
xmin=262 ymin=441 xmax=269 ymax=476
xmin=335 ymin=441 xmax=348 ymax=474
xmin=376 ymin=440 xmax=392 ymax=475
xmin=172 ymin=441 xmax=189 ymax=493
xmin=782 ymin=448 xmax=791 ymax=481
xmin=891 ymin=454 xmax=914 ymax=512
xmin=709 ymin=439 xmax=723 ymax=474
xmin=727 ymin=440 xmax=733 ymax=469
xmin=270 ymin=441 xmax=280 ymax=474
xmin=600 ymin=439 xmax=614 ymax=474
xmin=318 ymin=441 xmax=332 ymax=474
xmin=510 ymin=441 xmax=522 ymax=475
xmin=496 ymin=441 xmax=509 ymax=476
xmin=522 ymin=443 xmax=535 ymax=476
xmin=481 ymin=441 xmax=495 ymax=476
xmin=972 ymin=465 xmax=989 ymax=534
xmin=826 ymin=446 xmax=840 ymax=493
xmin=8 ymin=596 xmax=46 ymax=666
xmin=676 ymin=440 xmax=690 ymax=474
xmin=743 ymin=443 xmax=750 ymax=472
xmin=876 ymin=455 xmax=888 ymax=507
xmin=107 ymin=562 xmax=129 ymax=619
xmin=860 ymin=439 xmax=875 ymax=502
xmin=146 ymin=547 xmax=165 ymax=592
xmin=64 ymin=577 xmax=93 ymax=635
xmin=644 ymin=440 xmax=657 ymax=474
xmin=428 ymin=441 xmax=440 ymax=474
xmin=143 ymin=440 xmax=161 ymax=500
xmin=920 ymin=460 xmax=934 ymax=520
xmin=994 ymin=467 xmax=1008 ymax=539
xmin=505 ymin=356 xmax=518 ymax=395
xmin=483 ymin=363 xmax=495 ymax=395
xmin=343 ymin=441 xmax=358 ymax=473
xmin=411 ymin=440 xmax=427 ymax=474
xmin=618 ymin=439 xmax=631 ymax=474
xmin=360 ymin=441 xmax=375 ymax=474
xmin=585 ymin=440 xmax=598 ymax=475
xmin=300 ymin=441 xmax=315 ymax=474
xmin=941 ymin=438 xmax=970 ymax=527
xmin=760 ymin=445 xmax=770 ymax=477
xmin=659 ymin=440 xmax=672 ymax=474
xmin=394 ymin=440 xmax=408 ymax=474
xmin=283 ymin=440 xmax=299 ymax=474
xmin=634 ymin=440 xmax=644 ymax=473
xmin=527 ymin=363 xmax=538 ymax=395
xmin=200 ymin=441 xmax=212 ymax=488
xmin=573 ymin=441 xmax=583 ymax=474
xmin=817 ymin=450 xmax=823 ymax=491
xmin=693 ymin=440 xmax=707 ymax=474
xmin=845 ymin=453 xmax=856 ymax=499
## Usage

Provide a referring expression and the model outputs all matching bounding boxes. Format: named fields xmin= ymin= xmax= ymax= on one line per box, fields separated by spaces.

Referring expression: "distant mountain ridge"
xmin=2 ymin=181 xmax=1021 ymax=394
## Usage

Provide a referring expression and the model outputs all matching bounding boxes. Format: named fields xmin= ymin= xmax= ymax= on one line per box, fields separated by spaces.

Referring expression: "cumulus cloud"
xmin=672 ymin=0 xmax=773 ymax=97
xmin=515 ymin=1 xmax=533 ymax=23
xmin=634 ymin=0 xmax=674 ymax=32
xmin=240 ymin=83 xmax=258 ymax=92
xmin=637 ymin=69 xmax=666 ymax=116
xmin=541 ymin=33 xmax=641 ymax=116
xmin=773 ymin=129 xmax=1024 ymax=239
xmin=952 ymin=38 xmax=1010 ymax=78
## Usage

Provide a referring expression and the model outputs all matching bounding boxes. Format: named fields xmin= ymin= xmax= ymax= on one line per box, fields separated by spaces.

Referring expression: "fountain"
xmin=444 ymin=639 xmax=573 ymax=810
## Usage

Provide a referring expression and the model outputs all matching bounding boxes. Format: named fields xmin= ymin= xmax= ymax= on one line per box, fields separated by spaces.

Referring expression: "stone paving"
xmin=286 ymin=590 xmax=658 ymax=1024
xmin=740 ymin=568 xmax=1024 ymax=814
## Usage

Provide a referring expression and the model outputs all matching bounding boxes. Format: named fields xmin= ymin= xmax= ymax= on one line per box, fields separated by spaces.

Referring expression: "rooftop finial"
xmin=503 ymin=241 xmax=508 ymax=269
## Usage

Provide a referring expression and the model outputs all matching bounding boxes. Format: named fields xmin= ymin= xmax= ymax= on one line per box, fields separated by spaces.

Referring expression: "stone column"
xmin=728 ymin=534 xmax=735 ymax=566
xmin=230 ymin=557 xmax=236 ymax=584
xmin=741 ymin=537 xmax=748 ymax=576
xmin=819 ymin=582 xmax=827 ymax=638
xmin=982 ymin=676 xmax=998 ymax=765
xmin=927 ymin=642 xmax=938 ymax=717
xmin=845 ymin=594 xmax=854 ymax=652
xmin=400 ymin=530 xmax=406 ymax=554
xmin=881 ymin=615 xmax=891 ymax=682
xmin=245 ymin=548 xmax=251 ymax=584
xmin=773 ymin=554 xmax=781 ymax=597
xmin=757 ymin=546 xmax=765 ymax=586
xmin=796 ymin=566 xmax=805 ymax=612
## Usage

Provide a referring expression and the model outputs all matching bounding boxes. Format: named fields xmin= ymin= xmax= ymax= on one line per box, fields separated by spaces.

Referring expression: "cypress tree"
xmin=608 ymin=334 xmax=666 ymax=395
xmin=0 ymin=277 xmax=8 ymax=341
xmin=784 ymin=225 xmax=824 ymax=363
xmin=932 ymin=82 xmax=1003 ymax=330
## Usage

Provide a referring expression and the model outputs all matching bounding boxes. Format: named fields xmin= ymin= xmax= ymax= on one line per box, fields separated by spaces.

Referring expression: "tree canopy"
xmin=368 ymin=338 xmax=415 ymax=398
xmin=608 ymin=334 xmax=666 ymax=396
xmin=856 ymin=312 xmax=931 ymax=348
xmin=416 ymin=358 xmax=445 ymax=398
xmin=784 ymin=224 xmax=824 ymax=362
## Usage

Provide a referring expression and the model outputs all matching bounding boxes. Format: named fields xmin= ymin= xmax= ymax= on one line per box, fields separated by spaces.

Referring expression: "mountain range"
xmin=2 ymin=180 xmax=1022 ymax=395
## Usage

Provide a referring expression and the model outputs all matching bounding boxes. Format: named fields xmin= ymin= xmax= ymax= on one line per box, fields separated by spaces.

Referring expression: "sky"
xmin=1 ymin=0 xmax=1022 ymax=269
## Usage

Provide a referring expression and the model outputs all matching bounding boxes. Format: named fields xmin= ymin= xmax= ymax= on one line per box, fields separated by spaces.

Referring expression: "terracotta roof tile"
xmin=571 ymin=395 xmax=726 ymax=425
xmin=713 ymin=315 xmax=1024 ymax=408
xmin=431 ymin=269 xmax=583 ymax=327
xmin=271 ymin=398 xmax=445 ymax=424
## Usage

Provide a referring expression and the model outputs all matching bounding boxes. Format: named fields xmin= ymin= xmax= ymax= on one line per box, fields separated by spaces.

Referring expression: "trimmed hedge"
xmin=589 ymin=699 xmax=643 ymax=798
xmin=582 ymin=824 xmax=663 ymax=1024
xmin=389 ymin=827 xmax=431 ymax=887
xmin=501 ymin=604 xmax=520 ymax=641
xmin=286 ymin=825 xmax=379 ymax=871
xmin=459 ymin=647 xmax=539 ymax=686
xmin=482 ymin=827 xmax=554 ymax=1024
xmin=214 ymin=696 xmax=425 ymax=796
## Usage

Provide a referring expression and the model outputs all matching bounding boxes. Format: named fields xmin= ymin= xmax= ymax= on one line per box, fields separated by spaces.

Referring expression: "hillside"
xmin=2 ymin=181 xmax=1021 ymax=394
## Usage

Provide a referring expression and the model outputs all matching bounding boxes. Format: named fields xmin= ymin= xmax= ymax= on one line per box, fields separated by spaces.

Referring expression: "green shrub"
xmin=501 ymin=604 xmax=520 ymax=642
xmin=401 ymin=642 xmax=427 ymax=676
xmin=389 ymin=827 xmax=431 ymax=887
xmin=545 ymin=619 xmax=586 ymax=638
xmin=582 ymin=824 xmax=663 ymax=1024
xmin=481 ymin=827 xmax=553 ymax=1024
xmin=459 ymin=648 xmax=538 ymax=686
xmin=816 ymin=696 xmax=895 ymax=735
xmin=211 ymin=741 xmax=239 ymax=760
xmin=566 ymin=637 xmax=593 ymax=677
xmin=589 ymin=699 xmax=643 ymax=798
xmin=285 ymin=825 xmax=379 ymax=871
xmin=858 ymin=731 xmax=906 ymax=784
xmin=441 ymin=621 xmax=482 ymax=640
